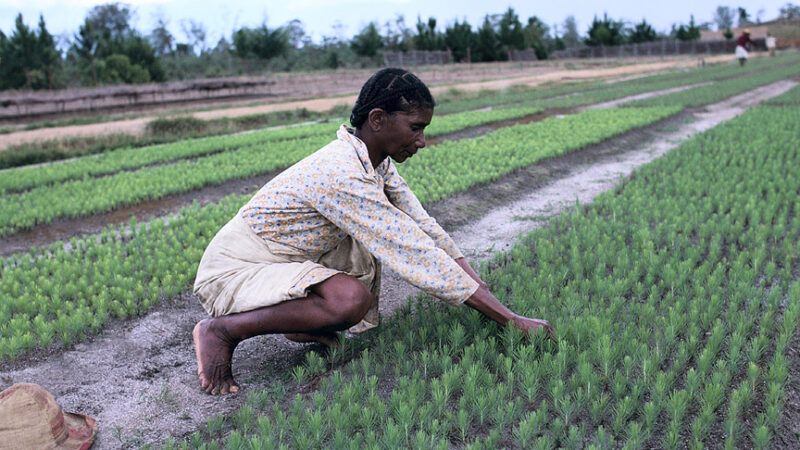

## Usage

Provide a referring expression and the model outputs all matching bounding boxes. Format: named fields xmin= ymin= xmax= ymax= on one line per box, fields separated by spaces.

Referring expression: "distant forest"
xmin=2 ymin=2 xmax=799 ymax=90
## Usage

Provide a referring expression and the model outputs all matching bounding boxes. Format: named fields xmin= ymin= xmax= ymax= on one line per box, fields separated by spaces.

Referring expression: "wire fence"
xmin=553 ymin=38 xmax=767 ymax=59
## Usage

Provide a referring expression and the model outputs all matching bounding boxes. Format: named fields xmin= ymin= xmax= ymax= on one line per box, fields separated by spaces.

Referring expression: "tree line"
xmin=1 ymin=2 xmax=797 ymax=91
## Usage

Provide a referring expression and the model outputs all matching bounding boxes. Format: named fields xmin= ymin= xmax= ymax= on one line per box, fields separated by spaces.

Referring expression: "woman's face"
xmin=381 ymin=107 xmax=433 ymax=163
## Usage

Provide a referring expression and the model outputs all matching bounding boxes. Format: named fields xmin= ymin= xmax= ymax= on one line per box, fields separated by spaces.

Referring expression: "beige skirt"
xmin=193 ymin=214 xmax=380 ymax=333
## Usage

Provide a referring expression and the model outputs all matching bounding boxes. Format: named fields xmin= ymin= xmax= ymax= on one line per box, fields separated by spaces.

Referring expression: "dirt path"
xmin=0 ymin=55 xmax=735 ymax=151
xmin=0 ymin=79 xmax=794 ymax=450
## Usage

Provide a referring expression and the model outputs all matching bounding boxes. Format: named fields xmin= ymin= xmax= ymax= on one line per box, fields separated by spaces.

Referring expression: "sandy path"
xmin=0 ymin=78 xmax=792 ymax=449
xmin=0 ymin=55 xmax=734 ymax=151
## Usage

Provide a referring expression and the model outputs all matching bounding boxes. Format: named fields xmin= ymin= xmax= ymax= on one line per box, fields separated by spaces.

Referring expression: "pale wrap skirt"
xmin=193 ymin=214 xmax=381 ymax=333
xmin=735 ymin=45 xmax=748 ymax=59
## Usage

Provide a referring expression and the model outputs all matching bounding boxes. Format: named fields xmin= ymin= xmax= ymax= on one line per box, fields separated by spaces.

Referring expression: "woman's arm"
xmin=454 ymin=257 xmax=488 ymax=289
xmin=455 ymin=257 xmax=555 ymax=339
xmin=465 ymin=285 xmax=555 ymax=339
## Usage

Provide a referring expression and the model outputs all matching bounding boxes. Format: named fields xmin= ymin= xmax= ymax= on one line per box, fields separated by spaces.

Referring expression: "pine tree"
xmin=0 ymin=13 xmax=59 ymax=90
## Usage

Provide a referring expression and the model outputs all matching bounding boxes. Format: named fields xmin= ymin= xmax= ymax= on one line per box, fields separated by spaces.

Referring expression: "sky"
xmin=1 ymin=0 xmax=792 ymax=49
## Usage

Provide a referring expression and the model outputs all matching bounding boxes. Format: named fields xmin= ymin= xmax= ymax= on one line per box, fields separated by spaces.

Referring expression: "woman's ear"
xmin=367 ymin=108 xmax=387 ymax=132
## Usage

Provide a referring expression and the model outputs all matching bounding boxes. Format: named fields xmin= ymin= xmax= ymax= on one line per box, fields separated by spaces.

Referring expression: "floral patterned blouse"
xmin=240 ymin=125 xmax=479 ymax=304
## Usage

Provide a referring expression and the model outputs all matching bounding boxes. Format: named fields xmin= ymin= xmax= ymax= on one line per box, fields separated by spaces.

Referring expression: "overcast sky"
xmin=1 ymin=0 xmax=792 ymax=48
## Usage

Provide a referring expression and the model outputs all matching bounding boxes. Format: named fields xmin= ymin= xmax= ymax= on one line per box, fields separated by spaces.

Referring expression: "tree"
xmin=474 ymin=15 xmax=501 ymax=61
xmin=36 ymin=15 xmax=60 ymax=88
xmin=779 ymin=3 xmax=800 ymax=19
xmin=87 ymin=2 xmax=134 ymax=38
xmin=233 ymin=24 xmax=289 ymax=59
xmin=383 ymin=15 xmax=412 ymax=52
xmin=585 ymin=13 xmax=626 ymax=46
xmin=523 ymin=16 xmax=550 ymax=59
xmin=673 ymin=15 xmax=702 ymax=41
xmin=285 ymin=20 xmax=306 ymax=49
xmin=444 ymin=19 xmax=475 ymax=62
xmin=181 ymin=19 xmax=207 ymax=55
xmin=350 ymin=22 xmax=383 ymax=57
xmin=737 ymin=7 xmax=752 ymax=26
xmin=414 ymin=16 xmax=445 ymax=51
xmin=0 ymin=13 xmax=61 ymax=90
xmin=497 ymin=7 xmax=526 ymax=55
xmin=68 ymin=3 xmax=163 ymax=85
xmin=149 ymin=16 xmax=174 ymax=56
xmin=1 ymin=14 xmax=37 ymax=89
xmin=550 ymin=25 xmax=566 ymax=51
xmin=628 ymin=19 xmax=658 ymax=43
xmin=713 ymin=6 xmax=736 ymax=31
xmin=562 ymin=15 xmax=581 ymax=48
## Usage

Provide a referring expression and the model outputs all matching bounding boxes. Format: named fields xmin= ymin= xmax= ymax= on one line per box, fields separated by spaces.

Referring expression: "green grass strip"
xmin=540 ymin=53 xmax=800 ymax=110
xmin=0 ymin=106 xmax=543 ymax=194
xmin=437 ymin=52 xmax=800 ymax=114
xmin=761 ymin=82 xmax=800 ymax=104
xmin=401 ymin=107 xmax=680 ymax=203
xmin=625 ymin=60 xmax=800 ymax=108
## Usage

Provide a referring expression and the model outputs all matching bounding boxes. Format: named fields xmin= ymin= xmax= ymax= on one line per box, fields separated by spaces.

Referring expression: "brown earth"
xmin=0 ymin=54 xmax=737 ymax=151
xmin=0 ymin=78 xmax=795 ymax=449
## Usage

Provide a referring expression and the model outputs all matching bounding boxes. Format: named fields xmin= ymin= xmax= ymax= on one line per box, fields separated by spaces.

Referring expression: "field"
xmin=0 ymin=53 xmax=799 ymax=449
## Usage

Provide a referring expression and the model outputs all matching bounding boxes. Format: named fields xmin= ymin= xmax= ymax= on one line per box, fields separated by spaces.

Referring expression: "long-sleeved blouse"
xmin=241 ymin=125 xmax=479 ymax=304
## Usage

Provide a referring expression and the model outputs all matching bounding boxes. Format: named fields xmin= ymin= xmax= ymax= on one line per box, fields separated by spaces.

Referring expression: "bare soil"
xmin=0 ymin=78 xmax=795 ymax=450
xmin=0 ymin=55 xmax=735 ymax=151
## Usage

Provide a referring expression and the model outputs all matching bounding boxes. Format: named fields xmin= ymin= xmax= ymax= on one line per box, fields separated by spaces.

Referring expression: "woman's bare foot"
xmin=283 ymin=332 xmax=339 ymax=348
xmin=193 ymin=319 xmax=240 ymax=395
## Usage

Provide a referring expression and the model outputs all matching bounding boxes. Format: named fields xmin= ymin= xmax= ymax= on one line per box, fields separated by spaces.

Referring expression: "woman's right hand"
xmin=512 ymin=315 xmax=556 ymax=341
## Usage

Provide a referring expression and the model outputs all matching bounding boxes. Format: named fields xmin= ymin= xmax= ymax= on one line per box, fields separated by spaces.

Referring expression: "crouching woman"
xmin=192 ymin=68 xmax=554 ymax=395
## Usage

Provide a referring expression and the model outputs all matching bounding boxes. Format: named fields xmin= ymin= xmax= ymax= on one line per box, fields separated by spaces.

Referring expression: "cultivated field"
xmin=1 ymin=52 xmax=799 ymax=449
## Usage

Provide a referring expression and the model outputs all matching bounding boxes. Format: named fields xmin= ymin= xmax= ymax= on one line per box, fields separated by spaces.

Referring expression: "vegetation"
xmin=0 ymin=105 xmax=680 ymax=358
xmin=438 ymin=52 xmax=800 ymax=114
xmin=0 ymin=6 xmax=558 ymax=89
xmin=0 ymin=105 xmax=543 ymax=192
xmin=762 ymin=83 xmax=800 ymax=105
xmin=3 ymin=2 xmax=780 ymax=89
xmin=4 ymin=55 xmax=798 ymax=234
xmin=626 ymin=60 xmax=800 ymax=107
xmin=401 ymin=107 xmax=680 ymax=203
xmin=66 ymin=3 xmax=164 ymax=85
xmin=165 ymin=104 xmax=798 ymax=449
xmin=1 ymin=55 xmax=799 ymax=448
xmin=0 ymin=14 xmax=60 ymax=90
xmin=0 ymin=106 xmax=670 ymax=237
xmin=0 ymin=105 xmax=350 ymax=170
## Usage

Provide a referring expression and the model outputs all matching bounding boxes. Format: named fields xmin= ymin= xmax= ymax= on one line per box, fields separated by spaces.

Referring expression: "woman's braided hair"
xmin=350 ymin=68 xmax=435 ymax=128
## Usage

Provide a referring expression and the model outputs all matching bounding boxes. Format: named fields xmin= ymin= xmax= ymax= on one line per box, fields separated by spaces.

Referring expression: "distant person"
xmin=735 ymin=29 xmax=754 ymax=66
xmin=766 ymin=32 xmax=777 ymax=57
xmin=191 ymin=67 xmax=555 ymax=395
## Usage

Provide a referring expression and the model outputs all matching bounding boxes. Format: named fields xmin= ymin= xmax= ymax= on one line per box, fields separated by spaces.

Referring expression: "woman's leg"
xmin=193 ymin=273 xmax=371 ymax=394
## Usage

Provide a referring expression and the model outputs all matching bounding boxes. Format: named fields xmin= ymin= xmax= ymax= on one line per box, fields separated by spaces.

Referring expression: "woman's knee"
xmin=317 ymin=275 xmax=372 ymax=326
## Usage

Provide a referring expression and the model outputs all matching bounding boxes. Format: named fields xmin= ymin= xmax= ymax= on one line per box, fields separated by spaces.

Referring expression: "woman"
xmin=735 ymin=29 xmax=754 ymax=66
xmin=192 ymin=68 xmax=554 ymax=395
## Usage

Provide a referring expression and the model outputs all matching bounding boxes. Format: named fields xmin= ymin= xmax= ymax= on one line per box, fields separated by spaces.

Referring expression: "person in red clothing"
xmin=735 ymin=29 xmax=754 ymax=66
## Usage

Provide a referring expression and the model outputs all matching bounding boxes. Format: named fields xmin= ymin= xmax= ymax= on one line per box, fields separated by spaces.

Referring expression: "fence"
xmin=383 ymin=50 xmax=452 ymax=67
xmin=508 ymin=49 xmax=539 ymax=62
xmin=553 ymin=38 xmax=767 ymax=59
xmin=0 ymin=78 xmax=278 ymax=120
